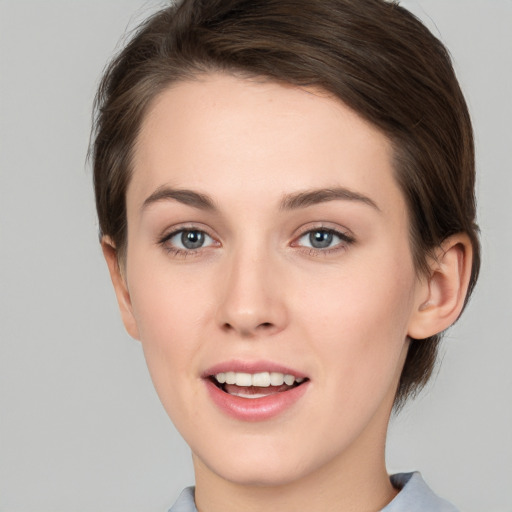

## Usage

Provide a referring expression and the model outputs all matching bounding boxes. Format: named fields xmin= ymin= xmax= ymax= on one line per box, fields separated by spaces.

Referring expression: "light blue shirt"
xmin=168 ymin=472 xmax=458 ymax=512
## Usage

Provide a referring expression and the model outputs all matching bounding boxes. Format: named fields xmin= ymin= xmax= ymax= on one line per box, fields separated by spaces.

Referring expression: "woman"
xmin=91 ymin=1 xmax=480 ymax=510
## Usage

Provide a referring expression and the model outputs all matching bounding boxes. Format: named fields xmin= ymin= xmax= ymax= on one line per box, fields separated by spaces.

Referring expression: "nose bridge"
xmin=216 ymin=237 xmax=287 ymax=336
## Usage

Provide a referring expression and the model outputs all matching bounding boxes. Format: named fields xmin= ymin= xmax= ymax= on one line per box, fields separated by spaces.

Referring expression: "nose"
xmin=215 ymin=248 xmax=288 ymax=338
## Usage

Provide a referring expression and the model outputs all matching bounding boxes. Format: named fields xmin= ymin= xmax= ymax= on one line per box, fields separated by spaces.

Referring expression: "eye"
xmin=163 ymin=229 xmax=215 ymax=251
xmin=296 ymin=228 xmax=353 ymax=250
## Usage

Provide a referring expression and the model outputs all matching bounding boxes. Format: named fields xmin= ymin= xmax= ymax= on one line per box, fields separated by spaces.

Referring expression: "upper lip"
xmin=202 ymin=360 xmax=308 ymax=379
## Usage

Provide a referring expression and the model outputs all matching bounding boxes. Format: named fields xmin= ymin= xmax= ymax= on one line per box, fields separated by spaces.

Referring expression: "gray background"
xmin=0 ymin=1 xmax=510 ymax=510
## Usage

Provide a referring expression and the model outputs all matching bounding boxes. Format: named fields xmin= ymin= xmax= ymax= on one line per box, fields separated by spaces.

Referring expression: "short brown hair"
xmin=91 ymin=0 xmax=480 ymax=407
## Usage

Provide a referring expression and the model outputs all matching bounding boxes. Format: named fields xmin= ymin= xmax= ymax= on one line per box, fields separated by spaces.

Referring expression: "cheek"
xmin=296 ymin=250 xmax=415 ymax=333
xmin=127 ymin=243 xmax=213 ymax=336
xmin=125 ymin=252 xmax=214 ymax=399
xmin=295 ymin=251 xmax=416 ymax=392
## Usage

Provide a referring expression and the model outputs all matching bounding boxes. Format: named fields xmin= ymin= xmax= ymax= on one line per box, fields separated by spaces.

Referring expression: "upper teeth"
xmin=214 ymin=372 xmax=304 ymax=387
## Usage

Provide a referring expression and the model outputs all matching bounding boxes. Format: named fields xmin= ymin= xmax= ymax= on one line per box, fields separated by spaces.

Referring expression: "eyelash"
xmin=158 ymin=225 xmax=355 ymax=258
xmin=158 ymin=226 xmax=217 ymax=258
xmin=292 ymin=226 xmax=355 ymax=256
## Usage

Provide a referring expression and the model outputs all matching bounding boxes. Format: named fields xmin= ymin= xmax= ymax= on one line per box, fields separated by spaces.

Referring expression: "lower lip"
xmin=204 ymin=379 xmax=309 ymax=422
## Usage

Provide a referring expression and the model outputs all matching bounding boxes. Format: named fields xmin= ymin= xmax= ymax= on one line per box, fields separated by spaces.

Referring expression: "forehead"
xmin=129 ymin=72 xmax=402 ymax=215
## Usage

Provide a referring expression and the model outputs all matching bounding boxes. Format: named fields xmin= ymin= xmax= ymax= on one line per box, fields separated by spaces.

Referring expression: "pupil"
xmin=181 ymin=230 xmax=204 ymax=249
xmin=310 ymin=231 xmax=333 ymax=249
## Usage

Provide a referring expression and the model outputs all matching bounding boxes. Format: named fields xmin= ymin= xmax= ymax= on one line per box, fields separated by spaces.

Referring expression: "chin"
xmin=203 ymin=456 xmax=311 ymax=488
xmin=190 ymin=430 xmax=334 ymax=489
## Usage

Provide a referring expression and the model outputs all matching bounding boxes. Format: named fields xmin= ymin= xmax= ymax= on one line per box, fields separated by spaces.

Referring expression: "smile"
xmin=204 ymin=363 xmax=310 ymax=420
xmin=212 ymin=371 xmax=306 ymax=398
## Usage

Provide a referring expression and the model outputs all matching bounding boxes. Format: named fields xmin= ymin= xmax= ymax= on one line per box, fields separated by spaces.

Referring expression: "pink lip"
xmin=202 ymin=360 xmax=309 ymax=422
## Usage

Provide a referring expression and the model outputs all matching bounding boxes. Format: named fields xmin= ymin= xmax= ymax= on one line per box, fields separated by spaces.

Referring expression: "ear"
xmin=407 ymin=233 xmax=473 ymax=340
xmin=101 ymin=237 xmax=140 ymax=340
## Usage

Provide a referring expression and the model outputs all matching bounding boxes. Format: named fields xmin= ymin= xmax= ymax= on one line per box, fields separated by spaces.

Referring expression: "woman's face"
xmin=118 ymin=73 xmax=426 ymax=486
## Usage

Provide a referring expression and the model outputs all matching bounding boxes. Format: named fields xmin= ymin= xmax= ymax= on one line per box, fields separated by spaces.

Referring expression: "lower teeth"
xmin=230 ymin=391 xmax=271 ymax=399
xmin=221 ymin=382 xmax=299 ymax=397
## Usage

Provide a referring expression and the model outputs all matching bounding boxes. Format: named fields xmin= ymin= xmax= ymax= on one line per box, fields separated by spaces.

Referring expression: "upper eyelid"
xmin=158 ymin=227 xmax=218 ymax=256
xmin=159 ymin=224 xmax=217 ymax=242
xmin=294 ymin=223 xmax=355 ymax=241
xmin=166 ymin=228 xmax=214 ymax=241
xmin=156 ymin=223 xmax=354 ymax=246
xmin=295 ymin=231 xmax=352 ymax=246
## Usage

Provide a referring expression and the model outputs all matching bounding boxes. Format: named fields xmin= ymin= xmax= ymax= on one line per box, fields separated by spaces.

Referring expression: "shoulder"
xmin=383 ymin=472 xmax=459 ymax=512
xmin=168 ymin=486 xmax=197 ymax=512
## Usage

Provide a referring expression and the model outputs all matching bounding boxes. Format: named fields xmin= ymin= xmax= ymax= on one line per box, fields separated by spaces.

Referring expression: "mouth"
xmin=209 ymin=371 xmax=308 ymax=399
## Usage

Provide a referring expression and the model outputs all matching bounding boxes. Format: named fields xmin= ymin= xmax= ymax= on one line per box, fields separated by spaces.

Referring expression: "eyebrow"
xmin=279 ymin=187 xmax=380 ymax=212
xmin=141 ymin=186 xmax=217 ymax=214
xmin=140 ymin=185 xmax=380 ymax=214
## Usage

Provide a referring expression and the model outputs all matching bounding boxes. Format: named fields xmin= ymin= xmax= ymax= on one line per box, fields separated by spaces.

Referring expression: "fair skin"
xmin=103 ymin=73 xmax=471 ymax=512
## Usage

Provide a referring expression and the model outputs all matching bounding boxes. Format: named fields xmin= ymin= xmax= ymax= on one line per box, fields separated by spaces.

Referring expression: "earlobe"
xmin=407 ymin=233 xmax=473 ymax=340
xmin=101 ymin=237 xmax=140 ymax=340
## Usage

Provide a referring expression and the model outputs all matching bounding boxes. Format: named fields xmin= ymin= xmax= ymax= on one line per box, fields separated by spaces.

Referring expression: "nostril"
xmin=221 ymin=321 xmax=275 ymax=336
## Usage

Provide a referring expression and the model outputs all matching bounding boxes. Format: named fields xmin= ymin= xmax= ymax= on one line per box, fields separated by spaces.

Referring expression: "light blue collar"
xmin=168 ymin=472 xmax=458 ymax=512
